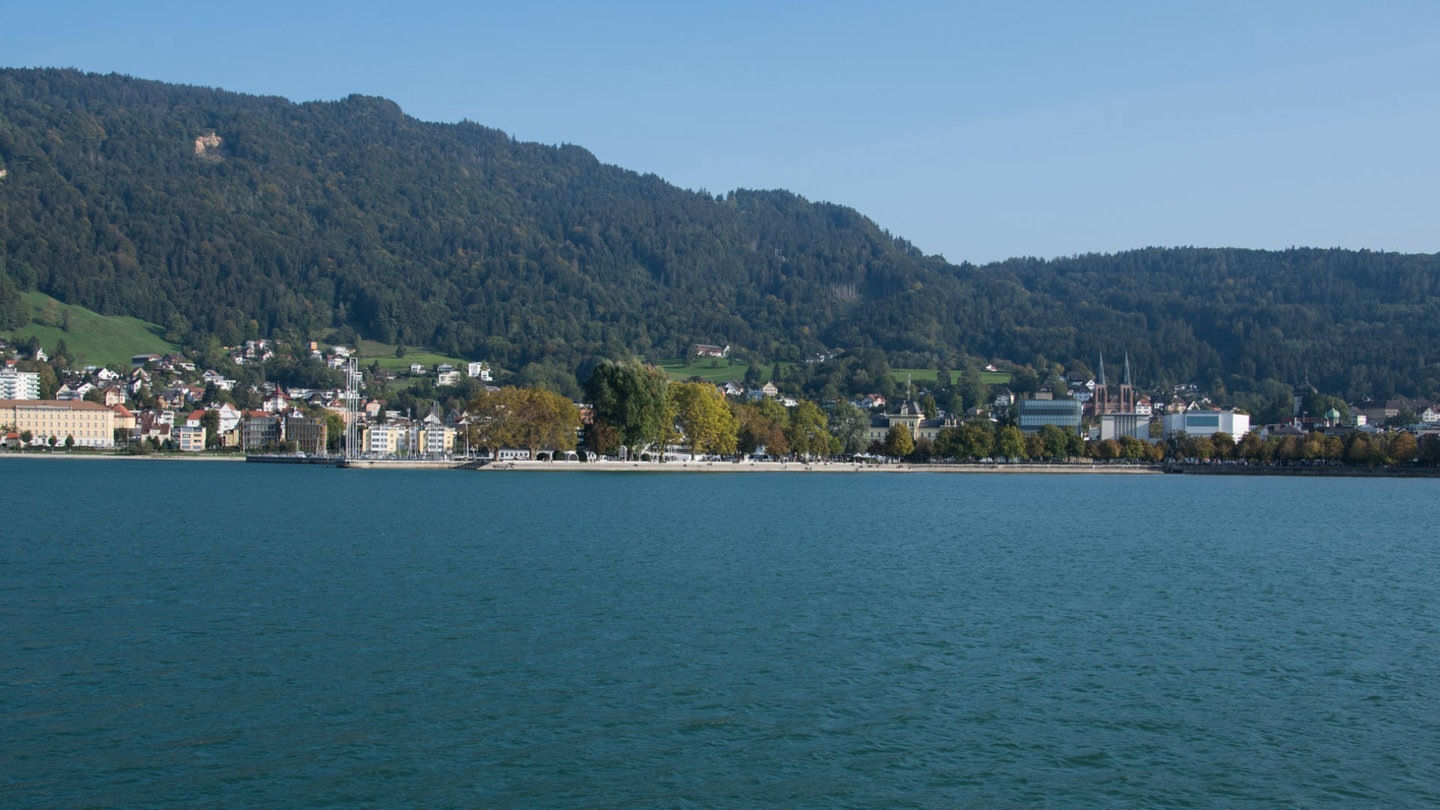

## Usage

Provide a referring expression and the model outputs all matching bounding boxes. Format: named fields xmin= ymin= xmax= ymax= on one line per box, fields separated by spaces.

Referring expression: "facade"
xmin=864 ymin=401 xmax=954 ymax=444
xmin=1017 ymin=398 xmax=1084 ymax=434
xmin=175 ymin=424 xmax=207 ymax=452
xmin=364 ymin=423 xmax=406 ymax=456
xmin=1099 ymin=412 xmax=1150 ymax=442
xmin=0 ymin=399 xmax=116 ymax=448
xmin=284 ymin=414 xmax=329 ymax=455
xmin=0 ymin=368 xmax=41 ymax=400
xmin=241 ymin=412 xmax=282 ymax=451
xmin=1161 ymin=409 xmax=1251 ymax=439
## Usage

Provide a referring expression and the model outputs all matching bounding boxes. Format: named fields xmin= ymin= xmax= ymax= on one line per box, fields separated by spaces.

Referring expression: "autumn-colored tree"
xmin=785 ymin=400 xmax=832 ymax=459
xmin=884 ymin=424 xmax=914 ymax=459
xmin=669 ymin=381 xmax=739 ymax=456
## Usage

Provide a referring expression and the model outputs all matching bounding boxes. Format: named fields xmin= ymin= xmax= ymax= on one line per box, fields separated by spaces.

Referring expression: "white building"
xmin=0 ymin=368 xmax=40 ymax=400
xmin=1162 ymin=408 xmax=1250 ymax=439
xmin=1099 ymin=412 xmax=1150 ymax=442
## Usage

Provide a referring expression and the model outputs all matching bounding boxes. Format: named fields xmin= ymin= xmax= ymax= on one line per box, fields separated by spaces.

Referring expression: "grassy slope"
xmin=2 ymin=292 xmax=175 ymax=367
xmin=357 ymin=340 xmax=466 ymax=372
xmin=658 ymin=358 xmax=754 ymax=383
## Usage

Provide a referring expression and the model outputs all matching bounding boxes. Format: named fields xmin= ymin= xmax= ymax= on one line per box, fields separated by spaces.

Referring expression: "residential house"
xmin=261 ymin=389 xmax=290 ymax=413
xmin=201 ymin=369 xmax=235 ymax=391
xmin=418 ymin=410 xmax=454 ymax=456
xmin=241 ymin=411 xmax=282 ymax=451
xmin=175 ymin=410 xmax=207 ymax=452
xmin=214 ymin=403 xmax=244 ymax=447
xmin=693 ymin=344 xmax=731 ymax=359
xmin=111 ymin=404 xmax=137 ymax=443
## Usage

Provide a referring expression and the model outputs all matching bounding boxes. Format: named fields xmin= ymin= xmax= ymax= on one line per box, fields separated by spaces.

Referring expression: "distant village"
xmin=0 ymin=340 xmax=493 ymax=457
xmin=3 ymin=337 xmax=1440 ymax=467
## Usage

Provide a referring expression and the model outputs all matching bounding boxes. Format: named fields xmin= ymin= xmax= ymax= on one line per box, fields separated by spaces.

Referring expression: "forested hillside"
xmin=2 ymin=68 xmax=1438 ymax=400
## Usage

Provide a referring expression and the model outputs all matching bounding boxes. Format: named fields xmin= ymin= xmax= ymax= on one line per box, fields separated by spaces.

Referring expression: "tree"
xmin=994 ymin=425 xmax=1025 ymax=460
xmin=1385 ymin=431 xmax=1417 ymax=465
xmin=785 ymin=400 xmax=832 ymax=459
xmin=742 ymin=363 xmax=762 ymax=388
xmin=467 ymin=386 xmax=580 ymax=456
xmin=1037 ymin=424 xmax=1070 ymax=460
xmin=733 ymin=401 xmax=789 ymax=457
xmin=64 ymin=434 xmax=75 ymax=449
xmin=584 ymin=360 xmax=669 ymax=458
xmin=1211 ymin=432 xmax=1236 ymax=460
xmin=957 ymin=420 xmax=995 ymax=460
xmin=884 ymin=424 xmax=914 ymax=459
xmin=669 ymin=381 xmax=738 ymax=456
xmin=828 ymin=401 xmax=870 ymax=456
xmin=0 ymin=276 xmax=29 ymax=330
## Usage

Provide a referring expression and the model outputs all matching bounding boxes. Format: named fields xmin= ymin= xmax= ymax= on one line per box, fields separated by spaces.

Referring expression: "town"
xmin=3 ymin=338 xmax=1440 ymax=470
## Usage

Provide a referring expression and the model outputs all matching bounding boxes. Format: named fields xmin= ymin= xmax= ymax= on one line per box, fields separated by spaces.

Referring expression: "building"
xmin=693 ymin=344 xmax=730 ymax=359
xmin=175 ymin=424 xmax=207 ymax=452
xmin=1017 ymin=398 xmax=1083 ymax=434
xmin=363 ymin=423 xmax=407 ymax=456
xmin=284 ymin=413 xmax=329 ymax=456
xmin=865 ymin=400 xmax=954 ymax=444
xmin=1162 ymin=408 xmax=1251 ymax=439
xmin=1091 ymin=352 xmax=1135 ymax=416
xmin=1099 ymin=412 xmax=1150 ymax=442
xmin=0 ymin=368 xmax=40 ymax=400
xmin=0 ymin=399 xmax=116 ymax=448
xmin=241 ymin=411 xmax=282 ymax=451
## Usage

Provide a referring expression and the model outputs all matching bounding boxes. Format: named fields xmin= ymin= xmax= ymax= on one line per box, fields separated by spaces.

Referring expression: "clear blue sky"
xmin=10 ymin=1 xmax=1440 ymax=264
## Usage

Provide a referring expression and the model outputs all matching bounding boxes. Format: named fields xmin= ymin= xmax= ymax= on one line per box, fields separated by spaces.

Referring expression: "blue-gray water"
xmin=4 ymin=460 xmax=1439 ymax=807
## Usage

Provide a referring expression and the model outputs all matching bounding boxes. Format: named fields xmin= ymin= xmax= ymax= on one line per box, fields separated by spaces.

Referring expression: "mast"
xmin=344 ymin=356 xmax=360 ymax=460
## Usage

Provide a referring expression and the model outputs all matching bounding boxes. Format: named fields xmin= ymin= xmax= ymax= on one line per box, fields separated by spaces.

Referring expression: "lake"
xmin=4 ymin=459 xmax=1438 ymax=806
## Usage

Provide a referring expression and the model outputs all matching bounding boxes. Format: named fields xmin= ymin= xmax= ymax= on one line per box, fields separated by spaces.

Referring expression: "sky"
xmin=9 ymin=1 xmax=1440 ymax=265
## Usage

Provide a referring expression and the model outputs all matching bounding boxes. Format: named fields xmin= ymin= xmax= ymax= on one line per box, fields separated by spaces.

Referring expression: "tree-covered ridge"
xmin=2 ymin=67 xmax=1439 ymax=401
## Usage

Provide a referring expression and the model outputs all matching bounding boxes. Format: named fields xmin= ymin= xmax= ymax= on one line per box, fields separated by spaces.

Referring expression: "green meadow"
xmin=2 ymin=292 xmax=176 ymax=367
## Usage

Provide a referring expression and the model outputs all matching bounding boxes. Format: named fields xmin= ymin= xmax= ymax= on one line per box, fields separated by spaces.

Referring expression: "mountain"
xmin=1 ymin=67 xmax=1438 ymax=400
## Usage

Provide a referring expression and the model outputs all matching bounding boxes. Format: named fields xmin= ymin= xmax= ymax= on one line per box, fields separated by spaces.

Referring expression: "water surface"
xmin=4 ymin=460 xmax=1438 ymax=806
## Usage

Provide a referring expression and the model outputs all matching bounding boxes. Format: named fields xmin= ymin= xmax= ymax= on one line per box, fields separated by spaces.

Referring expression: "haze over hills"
xmin=1 ymin=67 xmax=1438 ymax=401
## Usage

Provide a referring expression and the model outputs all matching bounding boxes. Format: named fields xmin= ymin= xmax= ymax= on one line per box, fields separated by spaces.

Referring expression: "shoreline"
xmin=8 ymin=453 xmax=1435 ymax=477
xmin=477 ymin=459 xmax=1163 ymax=474
xmin=0 ymin=451 xmax=246 ymax=462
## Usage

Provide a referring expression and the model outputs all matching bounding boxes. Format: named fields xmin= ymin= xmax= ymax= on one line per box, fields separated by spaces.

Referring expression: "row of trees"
xmin=463 ymin=360 xmax=1440 ymax=470
xmin=464 ymin=361 xmax=853 ymax=460
xmin=1174 ymin=429 xmax=1440 ymax=466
